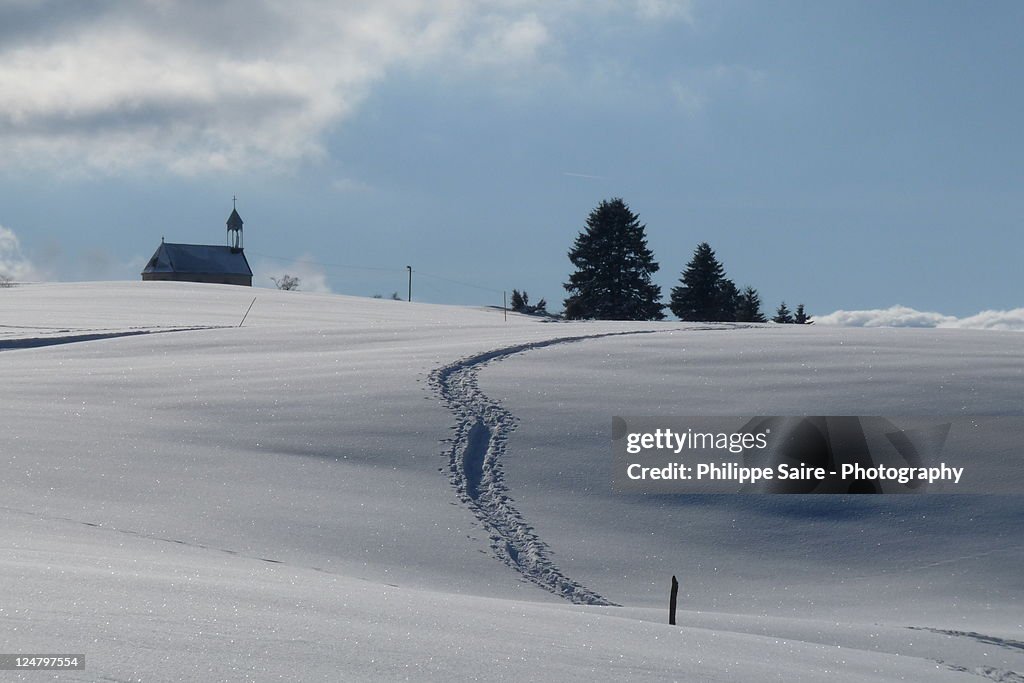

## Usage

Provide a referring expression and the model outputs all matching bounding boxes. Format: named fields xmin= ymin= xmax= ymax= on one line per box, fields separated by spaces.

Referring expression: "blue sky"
xmin=0 ymin=1 xmax=1021 ymax=320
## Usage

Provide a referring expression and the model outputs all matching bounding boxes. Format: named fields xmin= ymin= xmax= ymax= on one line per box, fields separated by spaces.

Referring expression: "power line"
xmin=416 ymin=270 xmax=503 ymax=294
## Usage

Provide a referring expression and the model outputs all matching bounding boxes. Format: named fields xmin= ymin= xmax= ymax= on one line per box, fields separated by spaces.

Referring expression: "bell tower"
xmin=227 ymin=196 xmax=243 ymax=251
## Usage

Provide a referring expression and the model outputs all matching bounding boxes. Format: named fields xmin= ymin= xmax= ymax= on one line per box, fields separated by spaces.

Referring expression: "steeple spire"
xmin=227 ymin=199 xmax=243 ymax=250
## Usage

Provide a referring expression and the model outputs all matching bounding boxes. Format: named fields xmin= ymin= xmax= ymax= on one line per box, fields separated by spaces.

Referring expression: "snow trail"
xmin=941 ymin=664 xmax=1024 ymax=682
xmin=910 ymin=628 xmax=1024 ymax=653
xmin=0 ymin=326 xmax=229 ymax=351
xmin=430 ymin=330 xmax=668 ymax=606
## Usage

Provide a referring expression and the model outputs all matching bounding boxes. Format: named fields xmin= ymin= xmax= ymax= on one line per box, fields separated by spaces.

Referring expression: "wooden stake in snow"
xmin=238 ymin=296 xmax=257 ymax=328
xmin=669 ymin=575 xmax=679 ymax=625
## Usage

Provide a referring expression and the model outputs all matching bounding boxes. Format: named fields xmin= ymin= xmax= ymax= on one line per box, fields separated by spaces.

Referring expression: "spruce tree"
xmin=510 ymin=289 xmax=526 ymax=312
xmin=794 ymin=304 xmax=812 ymax=325
xmin=669 ymin=242 xmax=735 ymax=321
xmin=509 ymin=289 xmax=548 ymax=315
xmin=735 ymin=286 xmax=767 ymax=323
xmin=563 ymin=198 xmax=664 ymax=320
xmin=718 ymin=278 xmax=740 ymax=321
xmin=773 ymin=301 xmax=794 ymax=324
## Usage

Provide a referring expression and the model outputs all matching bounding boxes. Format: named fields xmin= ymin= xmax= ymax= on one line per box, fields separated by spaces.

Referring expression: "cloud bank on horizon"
xmin=816 ymin=305 xmax=1024 ymax=332
xmin=0 ymin=0 xmax=692 ymax=175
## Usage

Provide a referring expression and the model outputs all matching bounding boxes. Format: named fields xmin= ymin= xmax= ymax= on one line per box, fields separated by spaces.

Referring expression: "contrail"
xmin=562 ymin=171 xmax=605 ymax=180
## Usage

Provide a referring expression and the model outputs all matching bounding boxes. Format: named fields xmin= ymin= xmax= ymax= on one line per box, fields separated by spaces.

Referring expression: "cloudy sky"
xmin=1 ymin=1 xmax=1021 ymax=323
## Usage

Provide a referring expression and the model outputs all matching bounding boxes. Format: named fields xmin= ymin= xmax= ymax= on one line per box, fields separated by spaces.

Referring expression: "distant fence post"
xmin=669 ymin=575 xmax=679 ymax=625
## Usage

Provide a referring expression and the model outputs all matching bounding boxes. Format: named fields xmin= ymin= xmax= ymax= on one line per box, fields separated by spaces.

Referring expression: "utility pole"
xmin=503 ymin=291 xmax=507 ymax=321
xmin=406 ymin=265 xmax=412 ymax=302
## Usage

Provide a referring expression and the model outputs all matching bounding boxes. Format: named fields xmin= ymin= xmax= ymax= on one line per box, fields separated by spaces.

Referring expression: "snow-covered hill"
xmin=1 ymin=282 xmax=1021 ymax=681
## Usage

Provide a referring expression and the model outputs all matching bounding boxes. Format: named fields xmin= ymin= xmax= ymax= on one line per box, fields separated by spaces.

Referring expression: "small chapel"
xmin=141 ymin=204 xmax=253 ymax=287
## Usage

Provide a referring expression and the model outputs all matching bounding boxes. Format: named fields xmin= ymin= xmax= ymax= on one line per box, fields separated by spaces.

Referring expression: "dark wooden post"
xmin=238 ymin=296 xmax=257 ymax=328
xmin=669 ymin=575 xmax=679 ymax=625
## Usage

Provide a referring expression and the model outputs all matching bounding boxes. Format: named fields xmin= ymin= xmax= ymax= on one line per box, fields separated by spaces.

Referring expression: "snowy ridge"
xmin=430 ymin=330 xmax=666 ymax=606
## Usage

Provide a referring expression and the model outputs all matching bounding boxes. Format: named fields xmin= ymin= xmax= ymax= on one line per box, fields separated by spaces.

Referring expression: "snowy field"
xmin=0 ymin=282 xmax=1021 ymax=682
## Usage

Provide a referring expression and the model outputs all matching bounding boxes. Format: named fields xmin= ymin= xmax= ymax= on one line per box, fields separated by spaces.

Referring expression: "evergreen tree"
xmin=773 ymin=301 xmax=794 ymax=324
xmin=669 ymin=242 xmax=736 ymax=321
xmin=794 ymin=303 xmax=812 ymax=325
xmin=718 ymin=278 xmax=740 ymax=322
xmin=510 ymin=289 xmax=526 ymax=312
xmin=510 ymin=289 xmax=549 ymax=315
xmin=563 ymin=198 xmax=664 ymax=320
xmin=735 ymin=286 xmax=767 ymax=323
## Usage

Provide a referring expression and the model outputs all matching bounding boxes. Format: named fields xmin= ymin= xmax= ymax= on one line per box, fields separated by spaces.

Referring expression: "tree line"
xmin=547 ymin=198 xmax=811 ymax=323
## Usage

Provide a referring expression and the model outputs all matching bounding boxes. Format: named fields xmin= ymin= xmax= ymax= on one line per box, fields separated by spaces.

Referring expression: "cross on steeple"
xmin=227 ymin=200 xmax=244 ymax=250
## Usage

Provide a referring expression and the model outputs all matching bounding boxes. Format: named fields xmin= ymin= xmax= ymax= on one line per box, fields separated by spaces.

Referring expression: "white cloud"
xmin=816 ymin=305 xmax=956 ymax=329
xmin=817 ymin=305 xmax=1024 ymax=332
xmin=256 ymin=255 xmax=332 ymax=293
xmin=0 ymin=1 xmax=679 ymax=176
xmin=0 ymin=225 xmax=44 ymax=282
xmin=463 ymin=13 xmax=550 ymax=69
xmin=949 ymin=309 xmax=1024 ymax=332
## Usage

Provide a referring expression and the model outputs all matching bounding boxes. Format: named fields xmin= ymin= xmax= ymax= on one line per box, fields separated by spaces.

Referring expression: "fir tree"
xmin=669 ymin=242 xmax=736 ymax=321
xmin=510 ymin=289 xmax=527 ymax=312
xmin=563 ymin=198 xmax=664 ymax=320
xmin=773 ymin=301 xmax=794 ymax=324
xmin=794 ymin=303 xmax=812 ymax=325
xmin=510 ymin=289 xmax=549 ymax=315
xmin=735 ymin=286 xmax=767 ymax=323
xmin=718 ymin=278 xmax=740 ymax=321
